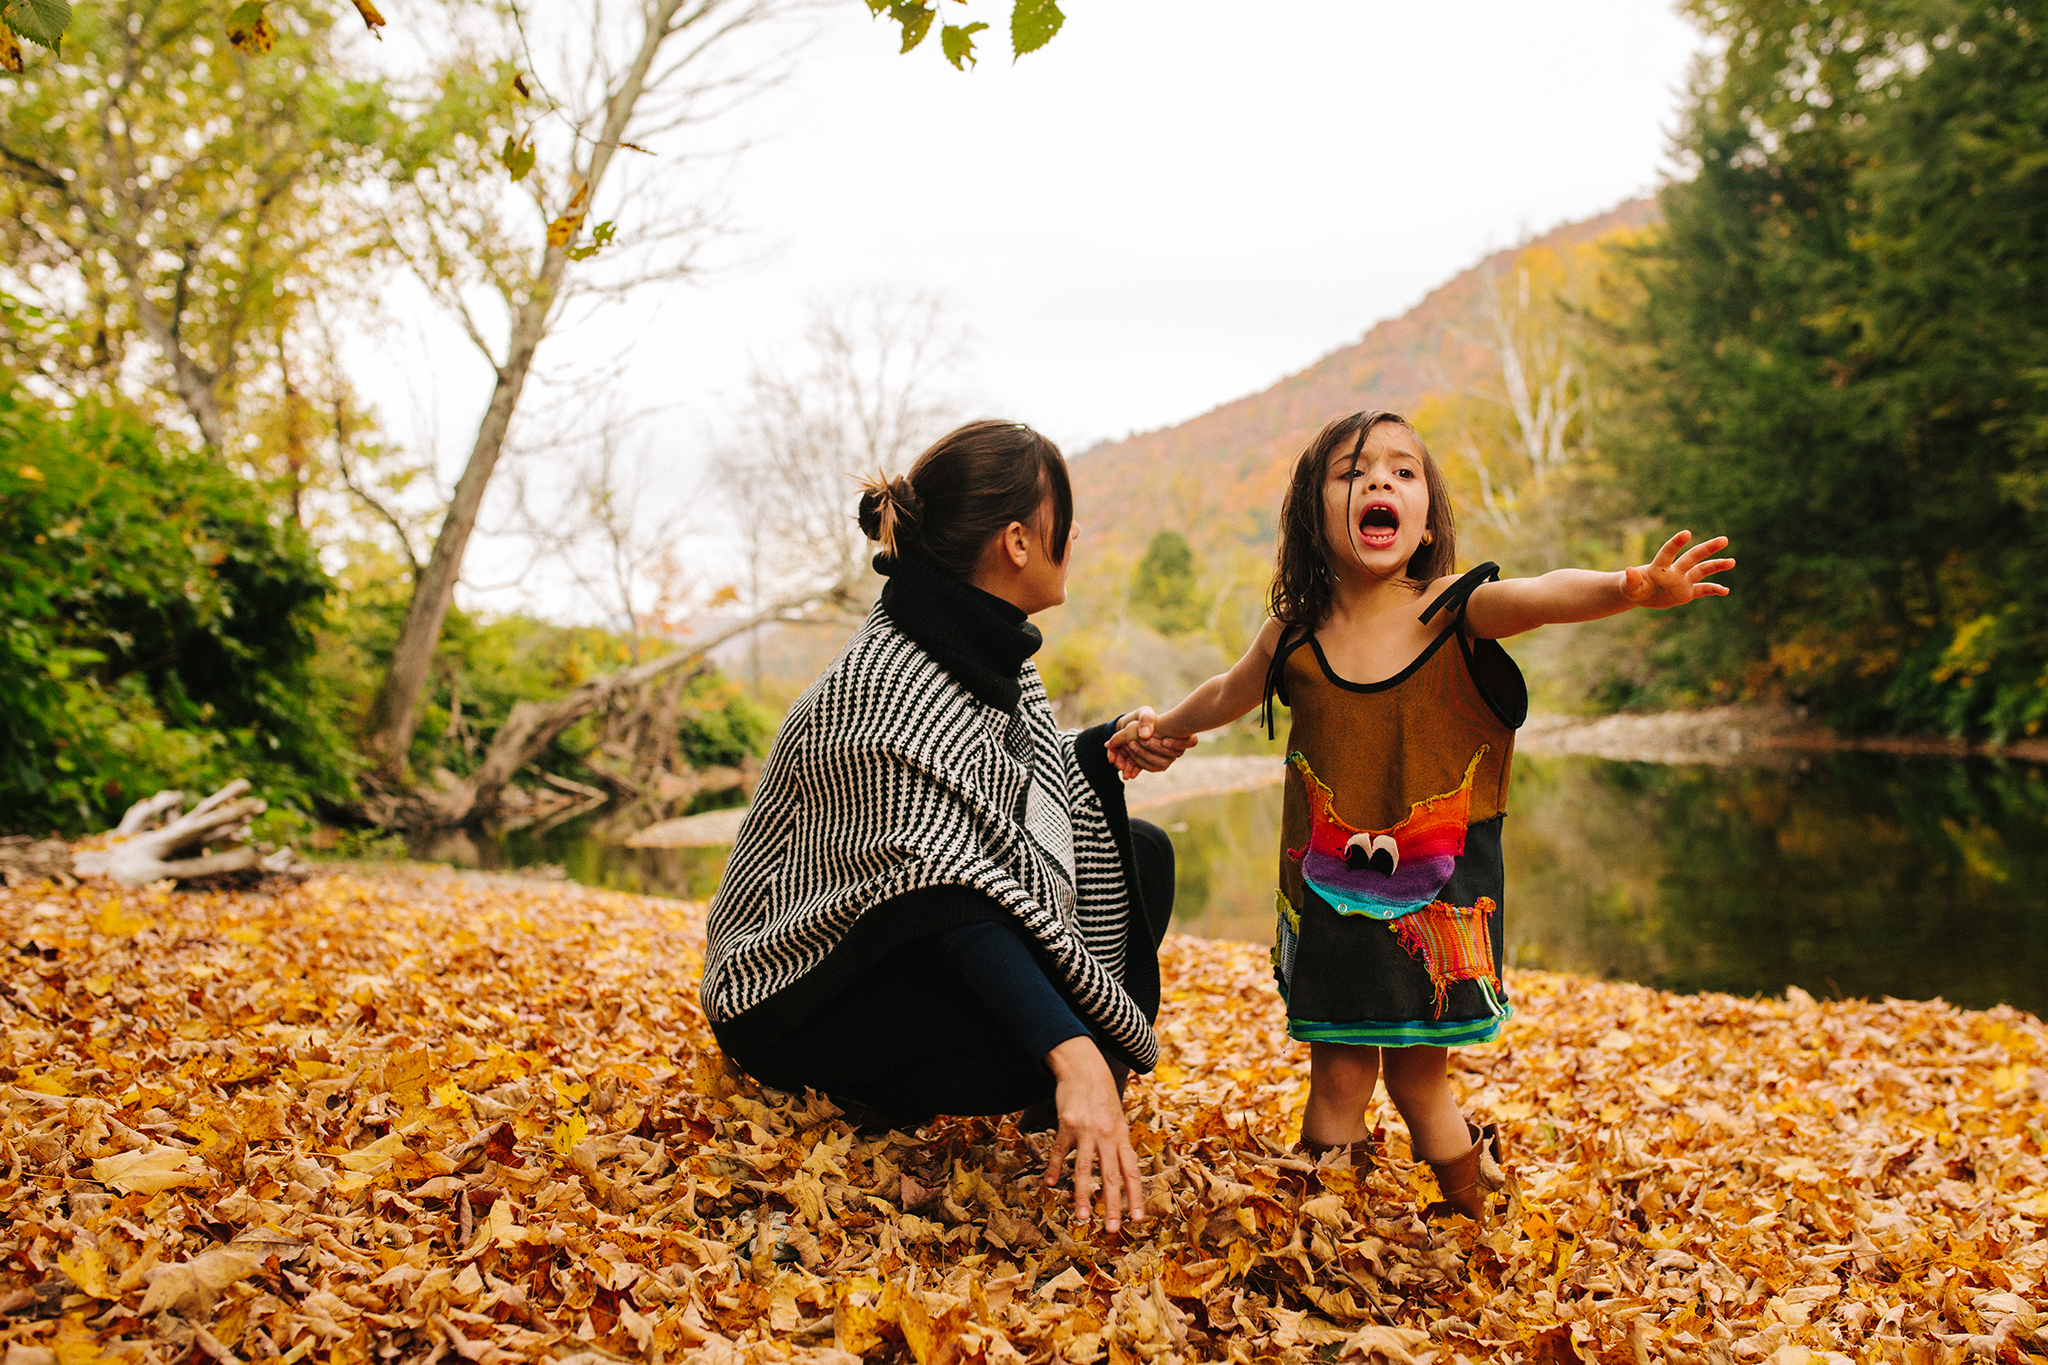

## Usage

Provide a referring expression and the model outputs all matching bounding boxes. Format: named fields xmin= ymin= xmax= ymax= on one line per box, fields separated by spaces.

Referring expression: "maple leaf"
xmin=91 ymin=1145 xmax=205 ymax=1195
xmin=137 ymin=1247 xmax=263 ymax=1315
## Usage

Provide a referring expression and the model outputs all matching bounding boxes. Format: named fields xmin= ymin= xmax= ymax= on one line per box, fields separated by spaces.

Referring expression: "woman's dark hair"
xmin=857 ymin=419 xmax=1073 ymax=579
xmin=1268 ymin=410 xmax=1456 ymax=630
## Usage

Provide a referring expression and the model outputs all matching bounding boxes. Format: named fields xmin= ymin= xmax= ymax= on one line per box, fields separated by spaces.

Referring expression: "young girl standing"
xmin=1111 ymin=409 xmax=1732 ymax=1222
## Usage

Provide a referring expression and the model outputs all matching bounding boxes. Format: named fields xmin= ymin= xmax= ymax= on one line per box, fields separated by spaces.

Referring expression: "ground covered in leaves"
xmin=1 ymin=870 xmax=2043 ymax=1364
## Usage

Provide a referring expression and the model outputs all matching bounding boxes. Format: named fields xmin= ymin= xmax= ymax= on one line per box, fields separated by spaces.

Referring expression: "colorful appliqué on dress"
xmin=1286 ymin=747 xmax=1487 ymax=921
xmin=1266 ymin=562 xmax=1527 ymax=1049
xmin=1393 ymin=897 xmax=1502 ymax=1017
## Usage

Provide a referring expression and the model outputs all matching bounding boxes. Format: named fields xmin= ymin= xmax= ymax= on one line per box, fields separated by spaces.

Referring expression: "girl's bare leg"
xmin=1300 ymin=1041 xmax=1380 ymax=1147
xmin=1380 ymin=1045 xmax=1472 ymax=1160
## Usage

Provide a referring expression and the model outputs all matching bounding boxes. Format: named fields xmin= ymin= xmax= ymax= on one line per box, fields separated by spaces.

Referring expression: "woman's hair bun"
xmin=856 ymin=471 xmax=924 ymax=558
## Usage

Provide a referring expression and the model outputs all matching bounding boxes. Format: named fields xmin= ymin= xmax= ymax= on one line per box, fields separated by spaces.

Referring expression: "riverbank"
xmin=2 ymin=868 xmax=2038 ymax=1362
xmin=1521 ymin=704 xmax=2048 ymax=767
xmin=614 ymin=708 xmax=2047 ymax=852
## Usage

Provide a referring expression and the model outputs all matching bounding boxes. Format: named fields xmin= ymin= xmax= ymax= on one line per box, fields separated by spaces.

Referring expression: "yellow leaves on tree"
xmin=227 ymin=0 xmax=380 ymax=56
xmin=225 ymin=3 xmax=273 ymax=55
xmin=1 ymin=868 xmax=2045 ymax=1362
xmin=546 ymin=181 xmax=590 ymax=250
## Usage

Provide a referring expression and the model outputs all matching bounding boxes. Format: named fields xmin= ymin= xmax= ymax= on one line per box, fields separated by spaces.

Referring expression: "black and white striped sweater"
xmin=700 ymin=599 xmax=1159 ymax=1072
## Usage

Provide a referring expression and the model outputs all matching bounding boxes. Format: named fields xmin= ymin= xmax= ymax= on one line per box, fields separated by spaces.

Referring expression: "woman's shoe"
xmin=1292 ymin=1135 xmax=1376 ymax=1170
xmin=832 ymin=1096 xmax=927 ymax=1137
xmin=1423 ymin=1121 xmax=1504 ymax=1222
xmin=1015 ymin=1100 xmax=1058 ymax=1134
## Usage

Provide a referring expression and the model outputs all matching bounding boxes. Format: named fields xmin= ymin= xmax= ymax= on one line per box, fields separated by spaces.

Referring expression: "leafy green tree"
xmin=0 ymin=378 xmax=347 ymax=831
xmin=0 ymin=0 xmax=385 ymax=453
xmin=1129 ymin=530 xmax=1207 ymax=637
xmin=0 ymin=0 xmax=385 ymax=70
xmin=363 ymin=0 xmax=800 ymax=783
xmin=1608 ymin=0 xmax=2048 ymax=737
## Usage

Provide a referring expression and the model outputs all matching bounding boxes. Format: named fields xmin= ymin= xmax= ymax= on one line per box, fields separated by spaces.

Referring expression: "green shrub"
xmin=0 ymin=387 xmax=348 ymax=831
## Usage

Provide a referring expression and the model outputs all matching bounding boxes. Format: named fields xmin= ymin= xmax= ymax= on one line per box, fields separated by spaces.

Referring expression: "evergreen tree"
xmin=1611 ymin=0 xmax=2048 ymax=737
xmin=1129 ymin=531 xmax=1207 ymax=637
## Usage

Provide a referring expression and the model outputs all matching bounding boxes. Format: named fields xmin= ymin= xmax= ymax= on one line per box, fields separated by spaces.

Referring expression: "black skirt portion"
xmin=1277 ymin=817 xmax=1513 ymax=1048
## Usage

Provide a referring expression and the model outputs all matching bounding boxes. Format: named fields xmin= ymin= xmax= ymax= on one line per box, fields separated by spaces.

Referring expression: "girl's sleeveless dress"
xmin=1269 ymin=564 xmax=1528 ymax=1047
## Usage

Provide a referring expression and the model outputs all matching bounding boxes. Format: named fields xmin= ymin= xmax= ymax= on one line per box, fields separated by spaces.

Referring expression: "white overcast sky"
xmin=358 ymin=0 xmax=1705 ymax=617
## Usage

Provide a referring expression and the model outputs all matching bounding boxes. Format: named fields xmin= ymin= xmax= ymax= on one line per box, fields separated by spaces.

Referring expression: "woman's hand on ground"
xmin=1043 ymin=1037 xmax=1146 ymax=1232
xmin=1621 ymin=530 xmax=1734 ymax=609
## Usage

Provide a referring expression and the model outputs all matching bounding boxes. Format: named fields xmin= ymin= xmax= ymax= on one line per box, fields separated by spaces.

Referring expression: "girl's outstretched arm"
xmin=1463 ymin=531 xmax=1733 ymax=641
xmin=1111 ymin=618 xmax=1285 ymax=769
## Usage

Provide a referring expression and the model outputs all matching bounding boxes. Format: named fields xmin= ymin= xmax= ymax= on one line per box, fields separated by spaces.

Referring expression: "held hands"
xmin=1107 ymin=706 xmax=1197 ymax=781
xmin=1621 ymin=531 xmax=1735 ymax=609
xmin=1043 ymin=1036 xmax=1147 ymax=1233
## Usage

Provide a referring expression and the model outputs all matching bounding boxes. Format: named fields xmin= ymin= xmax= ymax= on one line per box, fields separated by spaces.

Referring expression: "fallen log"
xmin=0 ymin=837 xmax=77 ymax=889
xmin=419 ymin=591 xmax=859 ymax=830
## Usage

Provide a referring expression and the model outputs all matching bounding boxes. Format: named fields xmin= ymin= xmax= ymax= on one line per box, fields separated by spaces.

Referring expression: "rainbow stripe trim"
xmin=1287 ymin=981 xmax=1514 ymax=1048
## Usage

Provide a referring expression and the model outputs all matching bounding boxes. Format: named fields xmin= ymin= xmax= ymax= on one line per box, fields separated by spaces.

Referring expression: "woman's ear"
xmin=1003 ymin=521 xmax=1031 ymax=570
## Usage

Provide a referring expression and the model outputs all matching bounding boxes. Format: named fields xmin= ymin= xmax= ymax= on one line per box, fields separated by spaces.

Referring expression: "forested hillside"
xmin=1039 ymin=201 xmax=1663 ymax=727
xmin=1053 ymin=0 xmax=2048 ymax=744
xmin=1065 ymin=199 xmax=1658 ymax=569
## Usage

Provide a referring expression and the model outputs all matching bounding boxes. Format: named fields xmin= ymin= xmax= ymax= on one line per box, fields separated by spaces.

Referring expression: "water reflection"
xmin=425 ymin=821 xmax=733 ymax=903
xmin=1149 ymin=753 xmax=2048 ymax=1015
xmin=454 ymin=752 xmax=2048 ymax=1015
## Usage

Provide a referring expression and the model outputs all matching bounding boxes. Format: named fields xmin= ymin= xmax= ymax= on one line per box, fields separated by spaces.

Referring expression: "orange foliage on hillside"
xmin=1067 ymin=201 xmax=1659 ymax=573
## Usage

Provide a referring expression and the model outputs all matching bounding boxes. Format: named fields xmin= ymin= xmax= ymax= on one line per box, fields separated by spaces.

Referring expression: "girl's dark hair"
xmin=857 ymin=419 xmax=1073 ymax=579
xmin=1268 ymin=410 xmax=1456 ymax=630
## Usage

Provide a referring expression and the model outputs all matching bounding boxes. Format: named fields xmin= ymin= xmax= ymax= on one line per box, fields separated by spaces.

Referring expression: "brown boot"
xmin=1423 ymin=1121 xmax=1504 ymax=1222
xmin=1291 ymin=1135 xmax=1376 ymax=1171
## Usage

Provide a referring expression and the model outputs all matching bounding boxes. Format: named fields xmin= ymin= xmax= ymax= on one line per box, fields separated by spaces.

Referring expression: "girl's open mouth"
xmin=1358 ymin=503 xmax=1400 ymax=549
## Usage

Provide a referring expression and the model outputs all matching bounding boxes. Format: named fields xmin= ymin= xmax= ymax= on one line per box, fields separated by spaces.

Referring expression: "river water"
xmin=468 ymin=751 xmax=2048 ymax=1016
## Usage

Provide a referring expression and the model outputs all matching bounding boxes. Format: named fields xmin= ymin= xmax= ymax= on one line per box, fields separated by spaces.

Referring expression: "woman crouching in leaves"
xmin=699 ymin=419 xmax=1187 ymax=1232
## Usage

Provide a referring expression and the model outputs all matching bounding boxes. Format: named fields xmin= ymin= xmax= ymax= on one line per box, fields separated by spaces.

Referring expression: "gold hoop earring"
xmin=1421 ymin=530 xmax=1435 ymax=545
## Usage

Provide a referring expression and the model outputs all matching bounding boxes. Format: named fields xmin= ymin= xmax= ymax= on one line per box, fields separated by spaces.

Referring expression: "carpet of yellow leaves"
xmin=1 ymin=869 xmax=2043 ymax=1365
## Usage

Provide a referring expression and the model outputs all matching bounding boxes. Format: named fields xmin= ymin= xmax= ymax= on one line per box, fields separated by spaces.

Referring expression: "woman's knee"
xmin=1129 ymin=818 xmax=1175 ymax=944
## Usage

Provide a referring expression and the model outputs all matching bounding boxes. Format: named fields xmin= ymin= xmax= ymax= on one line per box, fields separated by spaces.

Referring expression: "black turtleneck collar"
xmin=876 ymin=552 xmax=1042 ymax=713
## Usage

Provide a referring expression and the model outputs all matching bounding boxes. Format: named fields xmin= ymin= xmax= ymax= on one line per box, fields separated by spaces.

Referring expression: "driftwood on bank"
xmin=67 ymin=780 xmax=306 ymax=887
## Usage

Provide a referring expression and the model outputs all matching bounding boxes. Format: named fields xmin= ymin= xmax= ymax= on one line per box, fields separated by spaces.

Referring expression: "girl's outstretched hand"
xmin=1108 ymin=707 xmax=1196 ymax=780
xmin=1622 ymin=530 xmax=1735 ymax=609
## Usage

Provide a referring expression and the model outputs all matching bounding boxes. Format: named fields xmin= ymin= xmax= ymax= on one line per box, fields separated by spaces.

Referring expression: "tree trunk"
xmin=116 ymin=263 xmax=230 ymax=450
xmin=366 ymin=297 xmax=553 ymax=777
xmin=365 ymin=0 xmax=693 ymax=780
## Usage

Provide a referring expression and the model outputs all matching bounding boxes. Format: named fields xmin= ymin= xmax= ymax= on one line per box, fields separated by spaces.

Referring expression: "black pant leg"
xmin=725 ymin=934 xmax=1056 ymax=1123
xmin=727 ymin=833 xmax=1177 ymax=1117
